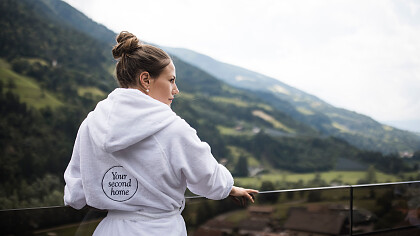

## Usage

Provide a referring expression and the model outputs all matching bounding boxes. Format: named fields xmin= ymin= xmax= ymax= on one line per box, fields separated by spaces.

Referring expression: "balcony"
xmin=1 ymin=181 xmax=420 ymax=235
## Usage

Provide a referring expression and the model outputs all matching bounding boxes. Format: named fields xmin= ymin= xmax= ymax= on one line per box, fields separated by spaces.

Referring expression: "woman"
xmin=64 ymin=31 xmax=258 ymax=235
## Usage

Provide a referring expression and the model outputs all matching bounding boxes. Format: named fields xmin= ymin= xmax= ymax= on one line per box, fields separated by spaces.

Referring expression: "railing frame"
xmin=1 ymin=180 xmax=420 ymax=235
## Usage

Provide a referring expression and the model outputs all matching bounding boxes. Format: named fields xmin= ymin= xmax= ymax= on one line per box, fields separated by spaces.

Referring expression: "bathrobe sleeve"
xmin=168 ymin=120 xmax=234 ymax=200
xmin=64 ymin=123 xmax=87 ymax=209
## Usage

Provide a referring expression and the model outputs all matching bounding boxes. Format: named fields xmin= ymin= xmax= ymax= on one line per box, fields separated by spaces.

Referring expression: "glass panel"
xmin=352 ymin=182 xmax=420 ymax=235
xmin=2 ymin=182 xmax=420 ymax=235
xmin=185 ymin=187 xmax=351 ymax=236
xmin=0 ymin=206 xmax=106 ymax=235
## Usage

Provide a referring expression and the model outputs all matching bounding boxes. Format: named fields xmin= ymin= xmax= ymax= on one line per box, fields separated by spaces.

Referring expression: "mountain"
xmin=37 ymin=0 xmax=116 ymax=46
xmin=162 ymin=47 xmax=420 ymax=154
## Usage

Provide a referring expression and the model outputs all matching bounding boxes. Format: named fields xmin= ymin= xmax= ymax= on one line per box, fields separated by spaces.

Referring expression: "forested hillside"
xmin=0 ymin=0 xmax=416 ymax=209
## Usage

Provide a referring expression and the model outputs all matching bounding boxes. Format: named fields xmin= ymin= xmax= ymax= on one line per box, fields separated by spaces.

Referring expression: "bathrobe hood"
xmin=87 ymin=88 xmax=178 ymax=153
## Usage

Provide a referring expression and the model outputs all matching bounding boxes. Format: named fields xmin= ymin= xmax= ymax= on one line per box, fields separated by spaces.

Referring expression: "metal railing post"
xmin=350 ymin=185 xmax=353 ymax=236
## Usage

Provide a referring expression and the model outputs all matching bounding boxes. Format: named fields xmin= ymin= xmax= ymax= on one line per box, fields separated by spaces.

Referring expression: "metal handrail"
xmin=186 ymin=180 xmax=420 ymax=197
xmin=1 ymin=180 xmax=419 ymax=211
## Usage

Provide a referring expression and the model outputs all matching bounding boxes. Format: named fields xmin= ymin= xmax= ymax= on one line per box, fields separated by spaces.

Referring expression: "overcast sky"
xmin=63 ymin=0 xmax=420 ymax=132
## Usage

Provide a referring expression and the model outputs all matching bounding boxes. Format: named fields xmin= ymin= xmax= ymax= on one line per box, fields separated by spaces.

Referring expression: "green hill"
xmin=0 ymin=58 xmax=63 ymax=109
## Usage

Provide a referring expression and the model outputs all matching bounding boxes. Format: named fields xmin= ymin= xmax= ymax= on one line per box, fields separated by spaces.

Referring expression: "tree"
xmin=358 ymin=165 xmax=377 ymax=184
xmin=234 ymin=156 xmax=249 ymax=177
xmin=365 ymin=165 xmax=377 ymax=183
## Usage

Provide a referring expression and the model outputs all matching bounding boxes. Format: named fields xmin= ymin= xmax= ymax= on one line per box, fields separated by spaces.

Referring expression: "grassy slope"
xmin=234 ymin=171 xmax=402 ymax=188
xmin=0 ymin=58 xmax=63 ymax=109
xmin=77 ymin=86 xmax=106 ymax=99
xmin=0 ymin=58 xmax=107 ymax=108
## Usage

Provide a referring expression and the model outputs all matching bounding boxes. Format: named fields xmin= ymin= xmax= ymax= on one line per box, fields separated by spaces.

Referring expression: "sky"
xmin=63 ymin=0 xmax=420 ymax=133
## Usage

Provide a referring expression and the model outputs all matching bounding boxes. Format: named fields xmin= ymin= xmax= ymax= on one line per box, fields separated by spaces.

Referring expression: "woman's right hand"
xmin=229 ymin=186 xmax=258 ymax=204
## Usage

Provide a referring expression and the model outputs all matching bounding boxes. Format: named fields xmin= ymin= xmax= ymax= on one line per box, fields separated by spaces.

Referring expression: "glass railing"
xmin=1 ymin=181 xmax=420 ymax=235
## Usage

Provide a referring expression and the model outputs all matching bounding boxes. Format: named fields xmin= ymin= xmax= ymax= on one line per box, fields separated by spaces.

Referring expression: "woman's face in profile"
xmin=148 ymin=61 xmax=179 ymax=106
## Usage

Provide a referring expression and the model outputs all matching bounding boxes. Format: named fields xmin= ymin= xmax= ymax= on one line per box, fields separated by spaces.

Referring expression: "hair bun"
xmin=112 ymin=31 xmax=142 ymax=59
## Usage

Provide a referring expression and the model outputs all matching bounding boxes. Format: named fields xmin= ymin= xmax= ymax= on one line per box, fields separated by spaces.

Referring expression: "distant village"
xmin=193 ymin=203 xmax=377 ymax=236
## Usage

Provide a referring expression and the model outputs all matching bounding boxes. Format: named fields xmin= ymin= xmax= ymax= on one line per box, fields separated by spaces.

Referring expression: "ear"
xmin=139 ymin=71 xmax=150 ymax=88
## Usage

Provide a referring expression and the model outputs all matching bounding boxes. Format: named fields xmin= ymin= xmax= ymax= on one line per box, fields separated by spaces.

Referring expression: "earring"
xmin=146 ymin=89 xmax=149 ymax=92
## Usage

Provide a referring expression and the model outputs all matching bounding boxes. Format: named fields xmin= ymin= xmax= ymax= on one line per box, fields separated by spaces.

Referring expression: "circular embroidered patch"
xmin=102 ymin=166 xmax=138 ymax=202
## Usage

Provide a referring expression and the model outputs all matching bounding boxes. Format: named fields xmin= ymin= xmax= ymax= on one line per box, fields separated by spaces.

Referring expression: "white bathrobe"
xmin=64 ymin=88 xmax=234 ymax=235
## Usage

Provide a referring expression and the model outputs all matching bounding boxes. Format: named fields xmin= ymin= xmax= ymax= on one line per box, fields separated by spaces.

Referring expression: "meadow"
xmin=233 ymin=170 xmax=418 ymax=189
xmin=0 ymin=59 xmax=63 ymax=109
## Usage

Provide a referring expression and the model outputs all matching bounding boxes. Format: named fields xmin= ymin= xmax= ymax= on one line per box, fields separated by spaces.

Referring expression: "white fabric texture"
xmin=64 ymin=88 xmax=234 ymax=235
